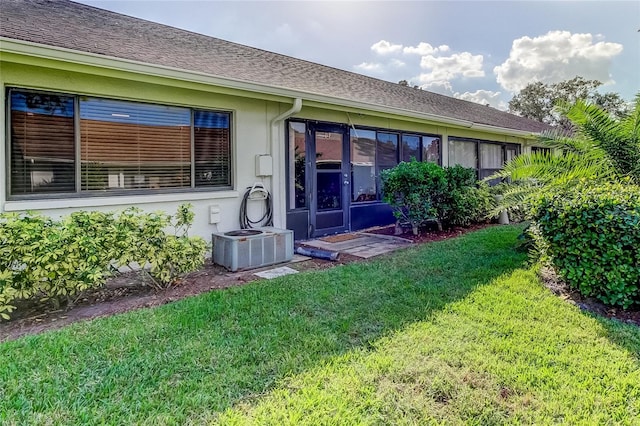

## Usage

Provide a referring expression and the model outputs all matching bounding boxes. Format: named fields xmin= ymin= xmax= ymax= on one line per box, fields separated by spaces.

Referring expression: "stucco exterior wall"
xmin=1 ymin=52 xmax=539 ymax=241
xmin=0 ymin=59 xmax=285 ymax=240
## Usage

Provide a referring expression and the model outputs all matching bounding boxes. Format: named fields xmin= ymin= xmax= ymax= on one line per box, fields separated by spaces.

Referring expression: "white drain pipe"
xmin=270 ymin=98 xmax=303 ymax=228
xmin=270 ymin=98 xmax=303 ymax=128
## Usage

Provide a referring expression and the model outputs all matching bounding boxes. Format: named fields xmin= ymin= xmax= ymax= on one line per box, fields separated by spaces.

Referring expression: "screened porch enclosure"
xmin=286 ymin=120 xmax=522 ymax=240
xmin=285 ymin=120 xmax=442 ymax=240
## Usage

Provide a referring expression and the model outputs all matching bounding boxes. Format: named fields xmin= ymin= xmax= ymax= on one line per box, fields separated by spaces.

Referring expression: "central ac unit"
xmin=212 ymin=227 xmax=294 ymax=272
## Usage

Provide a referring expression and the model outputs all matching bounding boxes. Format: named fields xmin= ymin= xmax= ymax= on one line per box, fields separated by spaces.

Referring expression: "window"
xmin=8 ymin=89 xmax=232 ymax=197
xmin=79 ymin=97 xmax=192 ymax=191
xmin=288 ymin=122 xmax=306 ymax=209
xmin=348 ymin=127 xmax=441 ymax=202
xmin=9 ymin=91 xmax=76 ymax=195
xmin=449 ymin=137 xmax=520 ymax=182
xmin=479 ymin=143 xmax=504 ymax=180
xmin=376 ymin=132 xmax=399 ymax=199
xmin=401 ymin=134 xmax=420 ymax=162
xmin=194 ymin=111 xmax=231 ymax=187
xmin=449 ymin=139 xmax=477 ymax=169
xmin=531 ymin=146 xmax=551 ymax=156
xmin=422 ymin=136 xmax=440 ymax=164
xmin=351 ymin=128 xmax=376 ymax=202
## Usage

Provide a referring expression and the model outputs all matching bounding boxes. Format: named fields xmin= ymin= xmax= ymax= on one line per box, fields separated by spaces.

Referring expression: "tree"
xmin=398 ymin=80 xmax=421 ymax=89
xmin=508 ymin=76 xmax=629 ymax=131
xmin=491 ymin=94 xmax=640 ymax=214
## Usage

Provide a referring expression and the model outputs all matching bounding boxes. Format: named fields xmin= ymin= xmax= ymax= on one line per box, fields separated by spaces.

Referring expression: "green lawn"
xmin=1 ymin=225 xmax=639 ymax=425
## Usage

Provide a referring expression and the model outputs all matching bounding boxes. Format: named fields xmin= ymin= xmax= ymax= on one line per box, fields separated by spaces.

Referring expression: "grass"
xmin=1 ymin=225 xmax=639 ymax=424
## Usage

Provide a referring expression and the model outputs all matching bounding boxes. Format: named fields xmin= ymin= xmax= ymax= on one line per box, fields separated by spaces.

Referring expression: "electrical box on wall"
xmin=255 ymin=155 xmax=273 ymax=177
xmin=209 ymin=205 xmax=221 ymax=224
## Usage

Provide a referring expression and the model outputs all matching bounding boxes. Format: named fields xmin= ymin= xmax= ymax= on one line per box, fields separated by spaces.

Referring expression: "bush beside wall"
xmin=441 ymin=165 xmax=494 ymax=227
xmin=0 ymin=204 xmax=207 ymax=320
xmin=381 ymin=160 xmax=492 ymax=233
xmin=533 ymin=183 xmax=640 ymax=308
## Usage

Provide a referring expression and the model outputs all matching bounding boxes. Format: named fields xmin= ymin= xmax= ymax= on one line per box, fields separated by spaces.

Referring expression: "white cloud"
xmin=354 ymin=62 xmax=384 ymax=73
xmin=274 ymin=23 xmax=294 ymax=38
xmin=420 ymin=80 xmax=454 ymax=95
xmin=371 ymin=40 xmax=403 ymax=55
xmin=403 ymin=42 xmax=449 ymax=56
xmin=390 ymin=58 xmax=406 ymax=68
xmin=418 ymin=52 xmax=485 ymax=85
xmin=494 ymin=30 xmax=624 ymax=93
xmin=454 ymin=90 xmax=507 ymax=110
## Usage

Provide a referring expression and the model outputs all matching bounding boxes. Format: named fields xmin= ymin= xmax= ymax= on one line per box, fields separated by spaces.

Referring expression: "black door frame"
xmin=308 ymin=122 xmax=350 ymax=237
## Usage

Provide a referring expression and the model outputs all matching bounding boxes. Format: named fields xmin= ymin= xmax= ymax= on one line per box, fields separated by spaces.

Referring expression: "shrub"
xmin=381 ymin=162 xmax=492 ymax=233
xmin=0 ymin=204 xmax=207 ymax=320
xmin=532 ymin=182 xmax=640 ymax=308
xmin=381 ymin=160 xmax=447 ymax=233
xmin=441 ymin=165 xmax=493 ymax=226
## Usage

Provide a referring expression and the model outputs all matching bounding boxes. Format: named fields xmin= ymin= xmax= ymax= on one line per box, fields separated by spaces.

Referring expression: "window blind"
xmin=9 ymin=91 xmax=76 ymax=195
xmin=194 ymin=111 xmax=231 ymax=187
xmin=79 ymin=98 xmax=192 ymax=191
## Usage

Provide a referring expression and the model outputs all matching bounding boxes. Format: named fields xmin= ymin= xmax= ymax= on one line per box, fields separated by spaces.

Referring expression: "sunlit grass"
xmin=1 ymin=225 xmax=639 ymax=425
xmin=218 ymin=267 xmax=640 ymax=424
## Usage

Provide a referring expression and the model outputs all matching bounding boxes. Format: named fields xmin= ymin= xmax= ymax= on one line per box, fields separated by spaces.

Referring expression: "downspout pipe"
xmin=269 ymin=97 xmax=302 ymax=157
xmin=269 ymin=98 xmax=303 ymax=228
xmin=271 ymin=98 xmax=303 ymax=128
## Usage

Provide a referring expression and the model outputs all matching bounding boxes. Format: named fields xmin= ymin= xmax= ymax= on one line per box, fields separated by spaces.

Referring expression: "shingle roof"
xmin=0 ymin=0 xmax=550 ymax=134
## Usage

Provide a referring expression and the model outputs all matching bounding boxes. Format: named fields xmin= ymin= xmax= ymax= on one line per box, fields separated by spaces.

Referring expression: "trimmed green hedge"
xmin=442 ymin=165 xmax=493 ymax=227
xmin=532 ymin=182 xmax=640 ymax=307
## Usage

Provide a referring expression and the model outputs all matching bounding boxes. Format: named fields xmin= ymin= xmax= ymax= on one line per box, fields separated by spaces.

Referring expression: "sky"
xmin=77 ymin=1 xmax=640 ymax=110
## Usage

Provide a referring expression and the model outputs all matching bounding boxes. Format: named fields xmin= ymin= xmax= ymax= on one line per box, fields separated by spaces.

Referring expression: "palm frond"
xmin=488 ymin=150 xmax=610 ymax=183
xmin=489 ymin=95 xmax=640 ymax=214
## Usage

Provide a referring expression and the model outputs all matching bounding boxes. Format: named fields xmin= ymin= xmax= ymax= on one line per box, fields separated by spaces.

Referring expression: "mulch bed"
xmin=2 ymin=222 xmax=639 ymax=342
xmin=539 ymin=266 xmax=640 ymax=327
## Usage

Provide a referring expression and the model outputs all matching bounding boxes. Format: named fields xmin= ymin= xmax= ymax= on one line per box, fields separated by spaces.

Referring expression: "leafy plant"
xmin=532 ymin=182 xmax=640 ymax=308
xmin=0 ymin=204 xmax=207 ymax=320
xmin=440 ymin=165 xmax=493 ymax=227
xmin=109 ymin=205 xmax=207 ymax=290
xmin=381 ymin=160 xmax=447 ymax=234
xmin=490 ymin=94 xmax=640 ymax=216
xmin=381 ymin=161 xmax=491 ymax=234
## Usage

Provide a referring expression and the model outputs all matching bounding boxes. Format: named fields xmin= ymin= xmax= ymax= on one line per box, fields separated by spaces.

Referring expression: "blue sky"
xmin=78 ymin=1 xmax=639 ymax=110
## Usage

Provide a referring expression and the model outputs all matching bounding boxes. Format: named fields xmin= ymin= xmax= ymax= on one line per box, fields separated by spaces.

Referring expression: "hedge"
xmin=532 ymin=182 xmax=640 ymax=307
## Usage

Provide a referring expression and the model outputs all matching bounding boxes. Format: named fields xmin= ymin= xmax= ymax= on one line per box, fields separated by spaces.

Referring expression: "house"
xmin=0 ymin=0 xmax=549 ymax=241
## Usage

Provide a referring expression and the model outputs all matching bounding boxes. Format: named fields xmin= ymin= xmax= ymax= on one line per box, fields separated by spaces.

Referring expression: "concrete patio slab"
xmin=300 ymin=232 xmax=413 ymax=259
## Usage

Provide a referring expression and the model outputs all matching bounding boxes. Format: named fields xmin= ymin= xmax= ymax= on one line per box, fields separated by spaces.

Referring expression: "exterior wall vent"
xmin=212 ymin=227 xmax=294 ymax=272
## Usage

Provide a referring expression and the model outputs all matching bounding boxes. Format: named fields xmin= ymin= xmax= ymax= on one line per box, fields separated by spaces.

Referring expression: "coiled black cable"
xmin=239 ymin=186 xmax=273 ymax=229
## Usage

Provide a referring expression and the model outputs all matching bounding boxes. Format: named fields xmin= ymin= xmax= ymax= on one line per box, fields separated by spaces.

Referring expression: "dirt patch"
xmin=365 ymin=221 xmax=492 ymax=244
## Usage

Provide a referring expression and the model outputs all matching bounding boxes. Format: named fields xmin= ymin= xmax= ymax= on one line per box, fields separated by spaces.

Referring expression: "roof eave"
xmin=1 ymin=37 xmax=540 ymax=139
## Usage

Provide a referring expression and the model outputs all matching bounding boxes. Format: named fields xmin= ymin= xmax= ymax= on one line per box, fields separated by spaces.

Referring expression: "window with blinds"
xmin=9 ymin=91 xmax=76 ymax=195
xmin=194 ymin=111 xmax=231 ymax=187
xmin=449 ymin=139 xmax=478 ymax=170
xmin=8 ymin=89 xmax=232 ymax=198
xmin=80 ymin=98 xmax=192 ymax=191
